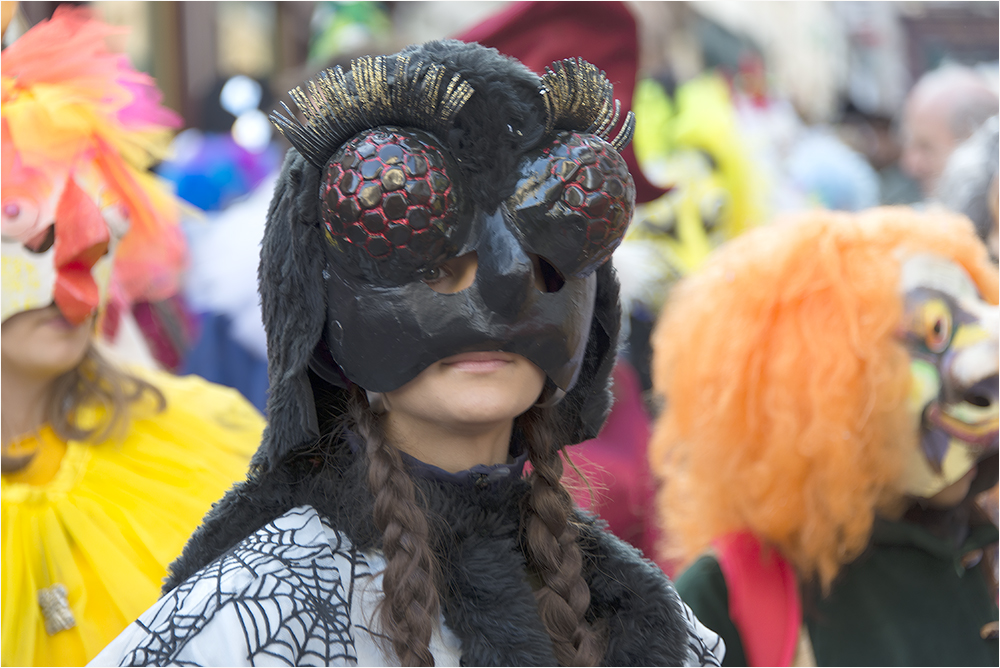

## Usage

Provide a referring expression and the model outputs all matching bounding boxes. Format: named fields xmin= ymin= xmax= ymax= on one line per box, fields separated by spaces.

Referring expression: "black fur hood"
xmin=254 ymin=39 xmax=624 ymax=472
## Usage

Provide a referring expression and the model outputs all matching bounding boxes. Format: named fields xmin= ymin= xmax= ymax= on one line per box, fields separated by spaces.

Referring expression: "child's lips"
xmin=440 ymin=351 xmax=514 ymax=372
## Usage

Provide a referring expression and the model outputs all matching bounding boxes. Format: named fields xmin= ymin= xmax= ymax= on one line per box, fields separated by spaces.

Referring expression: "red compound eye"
xmin=506 ymin=131 xmax=635 ymax=278
xmin=320 ymin=126 xmax=467 ymax=284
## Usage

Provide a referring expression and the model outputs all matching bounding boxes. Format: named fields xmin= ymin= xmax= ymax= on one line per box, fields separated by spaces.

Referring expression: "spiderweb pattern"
xmin=112 ymin=507 xmax=369 ymax=666
xmin=104 ymin=506 xmax=723 ymax=667
xmin=680 ymin=597 xmax=725 ymax=667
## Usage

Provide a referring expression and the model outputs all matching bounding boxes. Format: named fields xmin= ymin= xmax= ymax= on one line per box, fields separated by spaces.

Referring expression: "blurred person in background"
xmin=935 ymin=115 xmax=999 ymax=264
xmin=650 ymin=206 xmax=998 ymax=666
xmin=157 ymin=74 xmax=283 ymax=413
xmin=782 ymin=126 xmax=880 ymax=212
xmin=1 ymin=7 xmax=263 ymax=665
xmin=900 ymin=64 xmax=998 ymax=200
xmin=837 ymin=106 xmax=924 ymax=206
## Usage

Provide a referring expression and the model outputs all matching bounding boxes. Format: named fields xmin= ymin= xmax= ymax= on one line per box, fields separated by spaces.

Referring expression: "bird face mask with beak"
xmin=273 ymin=50 xmax=636 ymax=399
xmin=2 ymin=154 xmax=127 ymax=325
xmin=1 ymin=7 xmax=183 ymax=328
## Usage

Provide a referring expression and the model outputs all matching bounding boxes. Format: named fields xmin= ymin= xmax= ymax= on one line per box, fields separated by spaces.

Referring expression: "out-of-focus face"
xmin=1 ymin=305 xmax=93 ymax=382
xmin=900 ymin=98 xmax=959 ymax=198
xmin=628 ymin=148 xmax=731 ymax=275
xmin=900 ymin=254 xmax=998 ymax=506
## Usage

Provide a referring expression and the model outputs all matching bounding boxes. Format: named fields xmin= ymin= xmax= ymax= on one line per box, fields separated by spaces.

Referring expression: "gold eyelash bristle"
xmin=540 ymin=57 xmax=635 ymax=152
xmin=270 ymin=54 xmax=475 ymax=168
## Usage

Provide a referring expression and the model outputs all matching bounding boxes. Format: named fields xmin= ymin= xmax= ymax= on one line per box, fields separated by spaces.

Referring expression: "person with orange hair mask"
xmin=1 ymin=7 xmax=263 ymax=665
xmin=649 ymin=206 xmax=998 ymax=665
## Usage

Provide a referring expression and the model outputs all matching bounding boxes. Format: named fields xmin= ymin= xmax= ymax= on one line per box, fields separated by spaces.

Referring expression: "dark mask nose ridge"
xmin=472 ymin=209 xmax=535 ymax=320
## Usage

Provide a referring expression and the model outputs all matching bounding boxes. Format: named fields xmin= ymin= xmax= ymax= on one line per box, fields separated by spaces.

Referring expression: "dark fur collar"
xmin=165 ymin=446 xmax=689 ymax=666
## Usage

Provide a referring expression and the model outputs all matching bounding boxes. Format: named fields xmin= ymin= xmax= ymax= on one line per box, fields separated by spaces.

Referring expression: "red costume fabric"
xmin=565 ymin=361 xmax=664 ymax=564
xmin=713 ymin=532 xmax=801 ymax=667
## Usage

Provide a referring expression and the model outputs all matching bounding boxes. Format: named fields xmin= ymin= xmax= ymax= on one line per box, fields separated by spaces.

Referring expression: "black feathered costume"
xmin=90 ymin=41 xmax=724 ymax=667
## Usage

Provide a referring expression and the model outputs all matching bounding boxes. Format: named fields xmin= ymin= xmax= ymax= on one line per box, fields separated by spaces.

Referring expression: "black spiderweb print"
xmin=680 ymin=597 xmax=725 ymax=667
xmin=112 ymin=508 xmax=369 ymax=666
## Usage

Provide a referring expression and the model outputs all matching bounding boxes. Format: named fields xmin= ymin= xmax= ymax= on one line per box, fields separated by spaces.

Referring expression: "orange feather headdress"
xmin=1 ymin=6 xmax=185 ymax=310
xmin=649 ymin=206 xmax=998 ymax=589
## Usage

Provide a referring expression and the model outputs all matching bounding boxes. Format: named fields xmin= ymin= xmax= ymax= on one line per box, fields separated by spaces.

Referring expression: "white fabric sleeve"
xmin=680 ymin=598 xmax=727 ymax=667
xmin=89 ymin=506 xmax=361 ymax=667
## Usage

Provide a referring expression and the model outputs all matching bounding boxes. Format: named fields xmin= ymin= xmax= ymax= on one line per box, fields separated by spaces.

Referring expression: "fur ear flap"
xmin=252 ymin=149 xmax=329 ymax=471
xmin=555 ymin=260 xmax=622 ymax=445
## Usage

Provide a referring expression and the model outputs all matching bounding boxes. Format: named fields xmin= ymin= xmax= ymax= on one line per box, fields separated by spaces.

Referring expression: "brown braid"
xmin=347 ymin=388 xmax=439 ymax=666
xmin=345 ymin=388 xmax=605 ymax=666
xmin=520 ymin=408 xmax=607 ymax=666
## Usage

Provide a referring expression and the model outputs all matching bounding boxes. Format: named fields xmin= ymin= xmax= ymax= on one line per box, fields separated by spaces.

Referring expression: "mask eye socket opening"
xmin=25 ymin=225 xmax=56 ymax=254
xmin=963 ymin=389 xmax=993 ymax=408
xmin=533 ymin=254 xmax=565 ymax=293
xmin=421 ymin=251 xmax=478 ymax=294
xmin=921 ymin=300 xmax=952 ymax=354
xmin=643 ymin=204 xmax=678 ymax=237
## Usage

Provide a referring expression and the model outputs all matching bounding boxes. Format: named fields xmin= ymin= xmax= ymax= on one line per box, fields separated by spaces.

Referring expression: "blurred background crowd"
xmin=2 ymin=2 xmax=998 ymax=665
xmin=5 ymin=0 xmax=997 ymax=558
xmin=5 ymin=0 xmax=995 ymax=403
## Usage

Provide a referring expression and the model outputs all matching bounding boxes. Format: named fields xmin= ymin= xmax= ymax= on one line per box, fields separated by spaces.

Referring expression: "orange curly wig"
xmin=649 ymin=206 xmax=999 ymax=589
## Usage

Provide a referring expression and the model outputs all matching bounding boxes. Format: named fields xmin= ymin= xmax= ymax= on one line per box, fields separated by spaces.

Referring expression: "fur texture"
xmin=398 ymin=40 xmax=547 ymax=211
xmin=165 ymin=443 xmax=690 ymax=666
xmin=253 ymin=151 xmax=331 ymax=470
xmin=567 ymin=260 xmax=622 ymax=442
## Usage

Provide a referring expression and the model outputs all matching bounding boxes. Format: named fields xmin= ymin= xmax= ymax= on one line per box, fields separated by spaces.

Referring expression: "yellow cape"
xmin=2 ymin=369 xmax=264 ymax=666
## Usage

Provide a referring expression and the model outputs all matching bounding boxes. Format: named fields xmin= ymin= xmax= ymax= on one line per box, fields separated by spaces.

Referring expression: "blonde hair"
xmin=649 ymin=206 xmax=998 ymax=589
xmin=1 ymin=345 xmax=164 ymax=472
